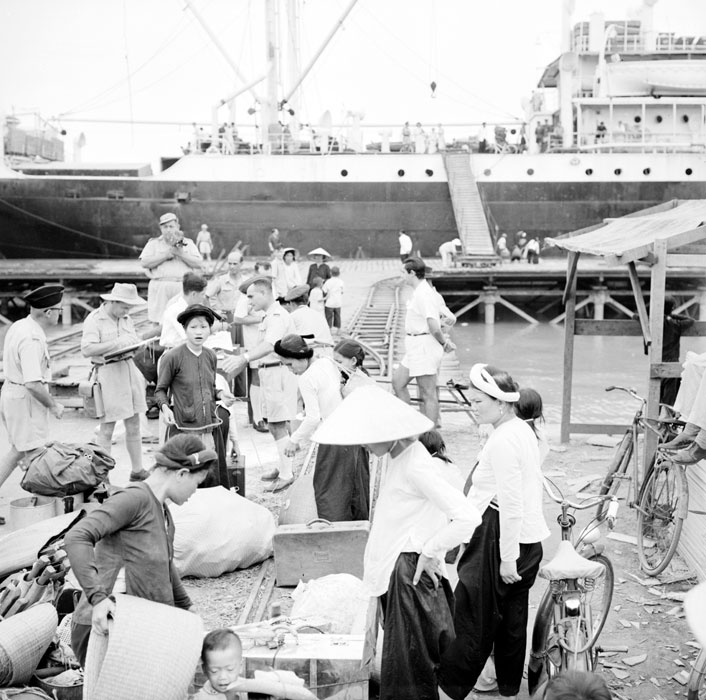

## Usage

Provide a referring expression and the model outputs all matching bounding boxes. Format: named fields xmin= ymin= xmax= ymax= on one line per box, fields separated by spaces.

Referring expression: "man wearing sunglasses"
xmin=0 ymin=285 xmax=66 ymax=521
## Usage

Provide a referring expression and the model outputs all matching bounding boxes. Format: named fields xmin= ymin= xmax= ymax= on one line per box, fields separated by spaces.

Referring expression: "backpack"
xmin=21 ymin=442 xmax=115 ymax=497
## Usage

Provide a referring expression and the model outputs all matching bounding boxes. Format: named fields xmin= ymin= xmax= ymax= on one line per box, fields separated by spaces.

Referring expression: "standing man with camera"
xmin=139 ymin=213 xmax=202 ymax=330
xmin=0 ymin=285 xmax=65 ymax=520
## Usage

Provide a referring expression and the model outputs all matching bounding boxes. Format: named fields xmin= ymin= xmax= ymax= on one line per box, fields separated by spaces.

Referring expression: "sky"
xmin=1 ymin=0 xmax=704 ymax=166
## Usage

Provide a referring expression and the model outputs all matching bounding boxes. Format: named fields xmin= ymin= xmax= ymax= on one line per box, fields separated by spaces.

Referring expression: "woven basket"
xmin=83 ymin=594 xmax=203 ymax=700
xmin=0 ymin=604 xmax=58 ymax=687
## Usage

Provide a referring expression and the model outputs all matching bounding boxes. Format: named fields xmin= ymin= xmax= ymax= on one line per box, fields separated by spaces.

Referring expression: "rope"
xmin=0 ymin=196 xmax=140 ymax=253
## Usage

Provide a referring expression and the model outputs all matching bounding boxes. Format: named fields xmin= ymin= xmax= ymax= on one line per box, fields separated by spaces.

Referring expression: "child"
xmin=323 ymin=266 xmax=344 ymax=333
xmin=539 ymin=671 xmax=611 ymax=700
xmin=515 ymin=387 xmax=549 ymax=464
xmin=308 ymin=276 xmax=325 ymax=315
xmin=192 ymin=629 xmax=243 ymax=699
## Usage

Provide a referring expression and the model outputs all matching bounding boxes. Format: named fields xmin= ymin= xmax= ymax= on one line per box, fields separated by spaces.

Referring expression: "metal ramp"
xmin=443 ymin=152 xmax=498 ymax=267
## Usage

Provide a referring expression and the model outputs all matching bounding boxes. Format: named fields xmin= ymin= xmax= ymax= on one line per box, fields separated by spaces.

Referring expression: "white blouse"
xmin=468 ymin=416 xmax=550 ymax=562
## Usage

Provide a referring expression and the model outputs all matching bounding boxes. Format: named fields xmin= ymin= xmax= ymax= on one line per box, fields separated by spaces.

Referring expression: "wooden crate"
xmin=243 ymin=634 xmax=369 ymax=700
xmin=273 ymin=520 xmax=370 ymax=586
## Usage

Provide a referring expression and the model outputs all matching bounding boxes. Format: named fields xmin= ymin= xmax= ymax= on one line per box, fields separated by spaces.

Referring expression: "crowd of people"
xmin=0 ymin=211 xmax=700 ymax=700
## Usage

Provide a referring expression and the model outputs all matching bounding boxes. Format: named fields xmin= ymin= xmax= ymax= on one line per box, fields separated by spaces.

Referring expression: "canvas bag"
xmin=78 ymin=366 xmax=105 ymax=419
xmin=21 ymin=442 xmax=115 ymax=497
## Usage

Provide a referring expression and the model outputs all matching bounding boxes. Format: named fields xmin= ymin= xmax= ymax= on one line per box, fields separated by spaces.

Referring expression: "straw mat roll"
xmin=0 ymin=603 xmax=58 ymax=687
xmin=83 ymin=594 xmax=203 ymax=700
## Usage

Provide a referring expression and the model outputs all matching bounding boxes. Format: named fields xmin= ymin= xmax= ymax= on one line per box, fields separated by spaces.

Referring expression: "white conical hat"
xmin=685 ymin=581 xmax=706 ymax=646
xmin=308 ymin=247 xmax=332 ymax=259
xmin=312 ymin=384 xmax=434 ymax=445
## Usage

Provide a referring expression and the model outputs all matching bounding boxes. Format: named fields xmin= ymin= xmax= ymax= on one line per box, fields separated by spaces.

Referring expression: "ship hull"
xmin=1 ymin=153 xmax=704 ymax=258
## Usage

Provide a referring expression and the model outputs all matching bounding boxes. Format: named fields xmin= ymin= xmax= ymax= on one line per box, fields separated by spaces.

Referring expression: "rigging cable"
xmin=123 ymin=0 xmax=135 ymax=146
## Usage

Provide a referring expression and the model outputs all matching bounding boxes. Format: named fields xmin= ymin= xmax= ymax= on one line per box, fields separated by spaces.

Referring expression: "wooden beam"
xmin=575 ymin=319 xmax=706 ymax=337
xmin=569 ymin=423 xmax=631 ymax=435
xmin=561 ymin=263 xmax=579 ymax=443
xmin=613 ymin=224 xmax=706 ymax=266
xmin=666 ymin=254 xmax=706 ymax=268
xmin=562 ymin=251 xmax=580 ymax=306
xmin=650 ymin=362 xmax=684 ymax=379
xmin=627 ymin=261 xmax=651 ymax=346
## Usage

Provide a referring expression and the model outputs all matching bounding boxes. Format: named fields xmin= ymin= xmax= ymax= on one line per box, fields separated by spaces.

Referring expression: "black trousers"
xmin=379 ymin=552 xmax=455 ymax=700
xmin=438 ymin=507 xmax=543 ymax=698
xmin=166 ymin=422 xmax=229 ymax=489
xmin=313 ymin=443 xmax=369 ymax=521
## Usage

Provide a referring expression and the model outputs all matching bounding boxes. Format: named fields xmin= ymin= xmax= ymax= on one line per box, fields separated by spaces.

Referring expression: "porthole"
xmin=656 ymin=115 xmax=663 ymax=123
xmin=425 ymin=169 xmax=434 ymax=177
xmin=340 ymin=169 xmax=348 ymax=177
xmin=585 ymin=168 xmax=593 ymax=175
xmin=686 ymin=168 xmax=693 ymax=175
xmin=614 ymin=168 xmax=622 ymax=175
xmin=397 ymin=169 xmax=405 ymax=177
xmin=527 ymin=168 xmax=534 ymax=175
xmin=634 ymin=115 xmax=642 ymax=123
xmin=683 ymin=114 xmax=690 ymax=123
xmin=483 ymin=169 xmax=491 ymax=176
xmin=643 ymin=167 xmax=651 ymax=175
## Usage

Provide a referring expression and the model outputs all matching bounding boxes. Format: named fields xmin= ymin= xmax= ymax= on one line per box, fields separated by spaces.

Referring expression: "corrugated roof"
xmin=545 ymin=200 xmax=706 ymax=258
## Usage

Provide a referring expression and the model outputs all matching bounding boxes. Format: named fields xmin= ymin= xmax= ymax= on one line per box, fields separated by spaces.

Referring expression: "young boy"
xmin=322 ymin=266 xmax=344 ymax=333
xmin=192 ymin=629 xmax=243 ymax=699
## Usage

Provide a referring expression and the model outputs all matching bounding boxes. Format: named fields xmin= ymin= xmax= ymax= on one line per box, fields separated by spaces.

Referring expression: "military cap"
xmin=283 ymin=284 xmax=310 ymax=302
xmin=239 ymin=275 xmax=273 ymax=294
xmin=24 ymin=284 xmax=64 ymax=309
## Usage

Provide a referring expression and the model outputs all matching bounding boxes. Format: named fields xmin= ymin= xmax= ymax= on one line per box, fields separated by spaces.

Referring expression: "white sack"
xmin=170 ymin=486 xmax=275 ymax=578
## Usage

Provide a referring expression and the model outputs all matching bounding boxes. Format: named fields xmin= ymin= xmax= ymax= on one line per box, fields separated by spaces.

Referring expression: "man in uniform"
xmin=392 ymin=257 xmax=455 ymax=425
xmin=206 ymin=250 xmax=244 ymax=326
xmin=229 ymin=278 xmax=297 ymax=492
xmin=0 ymin=285 xmax=65 ymax=519
xmin=139 ymin=213 xmax=202 ymax=328
xmin=282 ymin=285 xmax=333 ymax=357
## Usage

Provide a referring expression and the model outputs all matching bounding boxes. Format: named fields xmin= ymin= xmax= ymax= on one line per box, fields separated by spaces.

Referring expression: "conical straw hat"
xmin=0 ymin=603 xmax=58 ymax=686
xmin=312 ymin=385 xmax=434 ymax=445
xmin=307 ymin=247 xmax=332 ymax=259
xmin=84 ymin=594 xmax=203 ymax=700
xmin=685 ymin=581 xmax=706 ymax=646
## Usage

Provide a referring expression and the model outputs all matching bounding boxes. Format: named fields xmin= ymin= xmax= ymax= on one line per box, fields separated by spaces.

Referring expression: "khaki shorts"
xmin=259 ymin=365 xmax=298 ymax=422
xmin=401 ymin=335 xmax=444 ymax=378
xmin=0 ymin=384 xmax=49 ymax=452
xmin=147 ymin=279 xmax=183 ymax=323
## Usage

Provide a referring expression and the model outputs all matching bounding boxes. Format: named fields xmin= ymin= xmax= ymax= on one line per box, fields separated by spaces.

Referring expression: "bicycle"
xmin=595 ymin=385 xmax=687 ymax=576
xmin=527 ymin=479 xmax=619 ymax=697
xmin=687 ymin=647 xmax=706 ymax=700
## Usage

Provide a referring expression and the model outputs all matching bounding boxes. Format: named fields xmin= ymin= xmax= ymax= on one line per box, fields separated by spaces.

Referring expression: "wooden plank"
xmin=666 ymin=254 xmax=706 ymax=268
xmin=561 ymin=259 xmax=579 ymax=443
xmin=627 ymin=261 xmax=651 ymax=346
xmin=575 ymin=320 xmax=706 ymax=337
xmin=569 ymin=423 xmax=630 ymax=435
xmin=650 ymin=362 xmax=685 ymax=379
xmin=614 ymin=224 xmax=706 ymax=266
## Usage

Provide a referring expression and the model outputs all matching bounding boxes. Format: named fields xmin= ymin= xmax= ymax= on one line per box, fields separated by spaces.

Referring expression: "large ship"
xmin=1 ymin=0 xmax=705 ymax=259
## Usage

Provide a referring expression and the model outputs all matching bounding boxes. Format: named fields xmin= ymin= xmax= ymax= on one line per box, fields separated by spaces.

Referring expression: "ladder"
xmin=443 ymin=152 xmax=498 ymax=266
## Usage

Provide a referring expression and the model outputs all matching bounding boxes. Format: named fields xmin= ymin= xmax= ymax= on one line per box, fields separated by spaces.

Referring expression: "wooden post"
xmin=645 ymin=240 xmax=667 ymax=473
xmin=561 ymin=252 xmax=579 ymax=443
xmin=483 ymin=287 xmax=497 ymax=325
xmin=592 ymin=286 xmax=607 ymax=320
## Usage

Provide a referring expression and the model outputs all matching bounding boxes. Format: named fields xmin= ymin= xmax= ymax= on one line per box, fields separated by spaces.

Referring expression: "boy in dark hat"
xmin=155 ymin=305 xmax=235 ymax=487
xmin=0 ymin=285 xmax=66 ymax=518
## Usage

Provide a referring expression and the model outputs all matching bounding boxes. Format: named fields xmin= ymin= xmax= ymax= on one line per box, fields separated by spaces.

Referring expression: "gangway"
xmin=443 ymin=152 xmax=499 ymax=268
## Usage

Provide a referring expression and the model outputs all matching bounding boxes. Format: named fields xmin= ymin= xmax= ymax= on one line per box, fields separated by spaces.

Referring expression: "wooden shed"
xmin=547 ymin=199 xmax=706 ymax=578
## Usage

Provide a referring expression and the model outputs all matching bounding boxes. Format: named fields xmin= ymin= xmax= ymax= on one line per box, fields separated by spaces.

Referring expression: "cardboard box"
xmin=273 ymin=520 xmax=370 ymax=586
xmin=242 ymin=634 xmax=369 ymax=700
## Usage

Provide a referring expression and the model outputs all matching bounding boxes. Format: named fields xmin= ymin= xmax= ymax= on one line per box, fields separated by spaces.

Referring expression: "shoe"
xmin=260 ymin=469 xmax=279 ymax=481
xmin=672 ymin=444 xmax=706 ymax=465
xmin=145 ymin=406 xmax=160 ymax=420
xmin=659 ymin=432 xmax=695 ymax=451
xmin=141 ymin=435 xmax=159 ymax=444
xmin=0 ymin=516 xmax=5 ymax=526
xmin=253 ymin=421 xmax=269 ymax=433
xmin=129 ymin=469 xmax=151 ymax=482
xmin=265 ymin=476 xmax=294 ymax=492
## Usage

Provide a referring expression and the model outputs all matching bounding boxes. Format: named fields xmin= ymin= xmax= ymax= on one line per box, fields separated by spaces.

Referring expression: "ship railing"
xmin=572 ymin=32 xmax=706 ymax=54
xmin=578 ymin=139 xmax=706 ymax=154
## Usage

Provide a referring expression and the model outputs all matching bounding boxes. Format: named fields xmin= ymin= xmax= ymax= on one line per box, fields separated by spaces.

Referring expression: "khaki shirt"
xmin=257 ymin=302 xmax=296 ymax=365
xmin=139 ymin=235 xmax=201 ymax=280
xmin=206 ymin=273 xmax=242 ymax=313
xmin=2 ymin=316 xmax=51 ymax=385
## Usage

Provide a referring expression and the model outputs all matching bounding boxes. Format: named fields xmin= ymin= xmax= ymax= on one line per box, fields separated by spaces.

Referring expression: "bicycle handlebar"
xmin=605 ymin=385 xmax=644 ymax=403
xmin=543 ymin=478 xmax=617 ymax=513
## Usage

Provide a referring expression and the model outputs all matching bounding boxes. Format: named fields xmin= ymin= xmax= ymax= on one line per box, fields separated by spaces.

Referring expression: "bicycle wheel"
xmin=687 ymin=648 xmax=706 ymax=700
xmin=564 ymin=618 xmax=593 ymax=673
xmin=581 ymin=553 xmax=614 ymax=647
xmin=596 ymin=432 xmax=633 ymax=521
xmin=527 ymin=586 xmax=554 ymax=696
xmin=637 ymin=457 xmax=688 ymax=576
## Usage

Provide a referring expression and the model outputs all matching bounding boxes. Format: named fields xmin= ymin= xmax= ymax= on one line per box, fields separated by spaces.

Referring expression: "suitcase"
xmin=273 ymin=518 xmax=370 ymax=586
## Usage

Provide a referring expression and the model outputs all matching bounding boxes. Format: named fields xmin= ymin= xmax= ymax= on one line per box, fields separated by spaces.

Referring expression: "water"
xmin=451 ymin=322 xmax=705 ymax=425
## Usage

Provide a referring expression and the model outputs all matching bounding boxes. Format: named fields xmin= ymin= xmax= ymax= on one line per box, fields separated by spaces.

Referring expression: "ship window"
xmin=614 ymin=168 xmax=622 ymax=176
xmin=585 ymin=168 xmax=593 ymax=176
xmin=643 ymin=168 xmax=651 ymax=175
xmin=686 ymin=168 xmax=693 ymax=175
xmin=175 ymin=191 xmax=191 ymax=202
xmin=340 ymin=169 xmax=348 ymax=177
xmin=656 ymin=115 xmax=663 ymax=123
xmin=682 ymin=115 xmax=690 ymax=123
xmin=107 ymin=189 xmax=124 ymax=200
xmin=425 ymin=169 xmax=434 ymax=177
xmin=634 ymin=116 xmax=641 ymax=123
xmin=483 ymin=169 xmax=491 ymax=176
xmin=527 ymin=168 xmax=534 ymax=176
xmin=397 ymin=169 xmax=405 ymax=177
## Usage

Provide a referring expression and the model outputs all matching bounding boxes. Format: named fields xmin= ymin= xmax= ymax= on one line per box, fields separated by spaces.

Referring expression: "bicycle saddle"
xmin=538 ymin=540 xmax=606 ymax=581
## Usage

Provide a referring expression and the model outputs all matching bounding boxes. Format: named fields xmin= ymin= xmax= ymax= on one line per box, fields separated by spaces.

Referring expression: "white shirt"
xmin=290 ymin=306 xmax=333 ymax=347
xmin=309 ymin=287 xmax=325 ymax=314
xmin=405 ymin=281 xmax=440 ymax=334
xmin=257 ymin=302 xmax=296 ymax=365
xmin=398 ymin=233 xmax=413 ymax=255
xmin=323 ymin=278 xmax=344 ymax=308
xmin=290 ymin=358 xmax=342 ymax=445
xmin=233 ymin=294 xmax=264 ymax=366
xmin=364 ymin=441 xmax=481 ymax=597
xmin=159 ymin=295 xmax=187 ymax=348
xmin=468 ymin=417 xmax=550 ymax=562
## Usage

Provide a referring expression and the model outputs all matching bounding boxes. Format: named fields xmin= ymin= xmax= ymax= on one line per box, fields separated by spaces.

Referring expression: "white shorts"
xmin=147 ymin=279 xmax=183 ymax=324
xmin=259 ymin=365 xmax=298 ymax=423
xmin=401 ymin=335 xmax=443 ymax=378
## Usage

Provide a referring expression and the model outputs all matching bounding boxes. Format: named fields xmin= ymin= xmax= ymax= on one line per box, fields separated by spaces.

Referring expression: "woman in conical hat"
xmin=437 ymin=364 xmax=550 ymax=700
xmin=313 ymin=385 xmax=481 ymax=700
xmin=305 ymin=247 xmax=332 ymax=288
